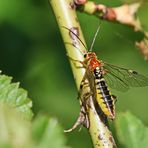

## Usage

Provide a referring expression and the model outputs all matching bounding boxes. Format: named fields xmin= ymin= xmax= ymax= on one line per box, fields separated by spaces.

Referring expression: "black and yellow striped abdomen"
xmin=94 ymin=68 xmax=115 ymax=119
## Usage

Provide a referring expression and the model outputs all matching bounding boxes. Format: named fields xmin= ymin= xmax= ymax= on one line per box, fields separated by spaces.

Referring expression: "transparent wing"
xmin=103 ymin=62 xmax=148 ymax=92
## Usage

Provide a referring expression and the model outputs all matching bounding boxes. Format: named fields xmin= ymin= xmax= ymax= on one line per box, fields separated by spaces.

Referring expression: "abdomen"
xmin=94 ymin=68 xmax=115 ymax=119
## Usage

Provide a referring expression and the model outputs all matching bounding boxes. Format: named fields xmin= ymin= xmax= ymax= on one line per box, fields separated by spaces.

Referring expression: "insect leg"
xmin=66 ymin=54 xmax=83 ymax=63
xmin=64 ymin=104 xmax=87 ymax=132
xmin=77 ymin=72 xmax=89 ymax=100
xmin=64 ymin=80 xmax=91 ymax=132
xmin=112 ymin=95 xmax=117 ymax=103
xmin=66 ymin=54 xmax=89 ymax=69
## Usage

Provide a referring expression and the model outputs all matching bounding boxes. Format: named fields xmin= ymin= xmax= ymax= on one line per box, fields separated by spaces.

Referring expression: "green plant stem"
xmin=50 ymin=0 xmax=116 ymax=147
xmin=50 ymin=0 xmax=86 ymax=88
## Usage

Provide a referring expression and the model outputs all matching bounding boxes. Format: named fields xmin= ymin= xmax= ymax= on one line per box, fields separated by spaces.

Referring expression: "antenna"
xmin=89 ymin=21 xmax=102 ymax=51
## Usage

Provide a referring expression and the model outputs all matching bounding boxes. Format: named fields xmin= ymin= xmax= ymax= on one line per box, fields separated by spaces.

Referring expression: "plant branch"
xmin=75 ymin=1 xmax=141 ymax=31
xmin=50 ymin=0 xmax=116 ymax=147
xmin=75 ymin=0 xmax=148 ymax=60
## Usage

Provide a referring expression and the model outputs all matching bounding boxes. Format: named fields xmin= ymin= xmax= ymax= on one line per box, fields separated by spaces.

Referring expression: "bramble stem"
xmin=50 ymin=0 xmax=85 ymax=88
xmin=50 ymin=0 xmax=116 ymax=147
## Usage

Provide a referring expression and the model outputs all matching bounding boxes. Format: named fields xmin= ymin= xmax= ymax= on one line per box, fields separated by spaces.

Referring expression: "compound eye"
xmin=84 ymin=54 xmax=87 ymax=58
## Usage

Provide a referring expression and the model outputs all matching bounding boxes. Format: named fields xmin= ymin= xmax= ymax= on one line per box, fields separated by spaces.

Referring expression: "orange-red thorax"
xmin=84 ymin=52 xmax=102 ymax=71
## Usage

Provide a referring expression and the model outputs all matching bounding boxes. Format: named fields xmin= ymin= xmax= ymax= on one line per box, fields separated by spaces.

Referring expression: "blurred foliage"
xmin=32 ymin=114 xmax=70 ymax=148
xmin=115 ymin=112 xmax=148 ymax=148
xmin=0 ymin=0 xmax=148 ymax=148
xmin=0 ymin=104 xmax=69 ymax=148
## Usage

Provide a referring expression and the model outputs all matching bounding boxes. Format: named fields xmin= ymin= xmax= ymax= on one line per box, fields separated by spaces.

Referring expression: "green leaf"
xmin=115 ymin=111 xmax=148 ymax=148
xmin=0 ymin=73 xmax=33 ymax=120
xmin=32 ymin=114 xmax=70 ymax=148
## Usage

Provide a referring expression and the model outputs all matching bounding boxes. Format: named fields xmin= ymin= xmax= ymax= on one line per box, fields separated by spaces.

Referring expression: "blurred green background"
xmin=0 ymin=0 xmax=147 ymax=147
